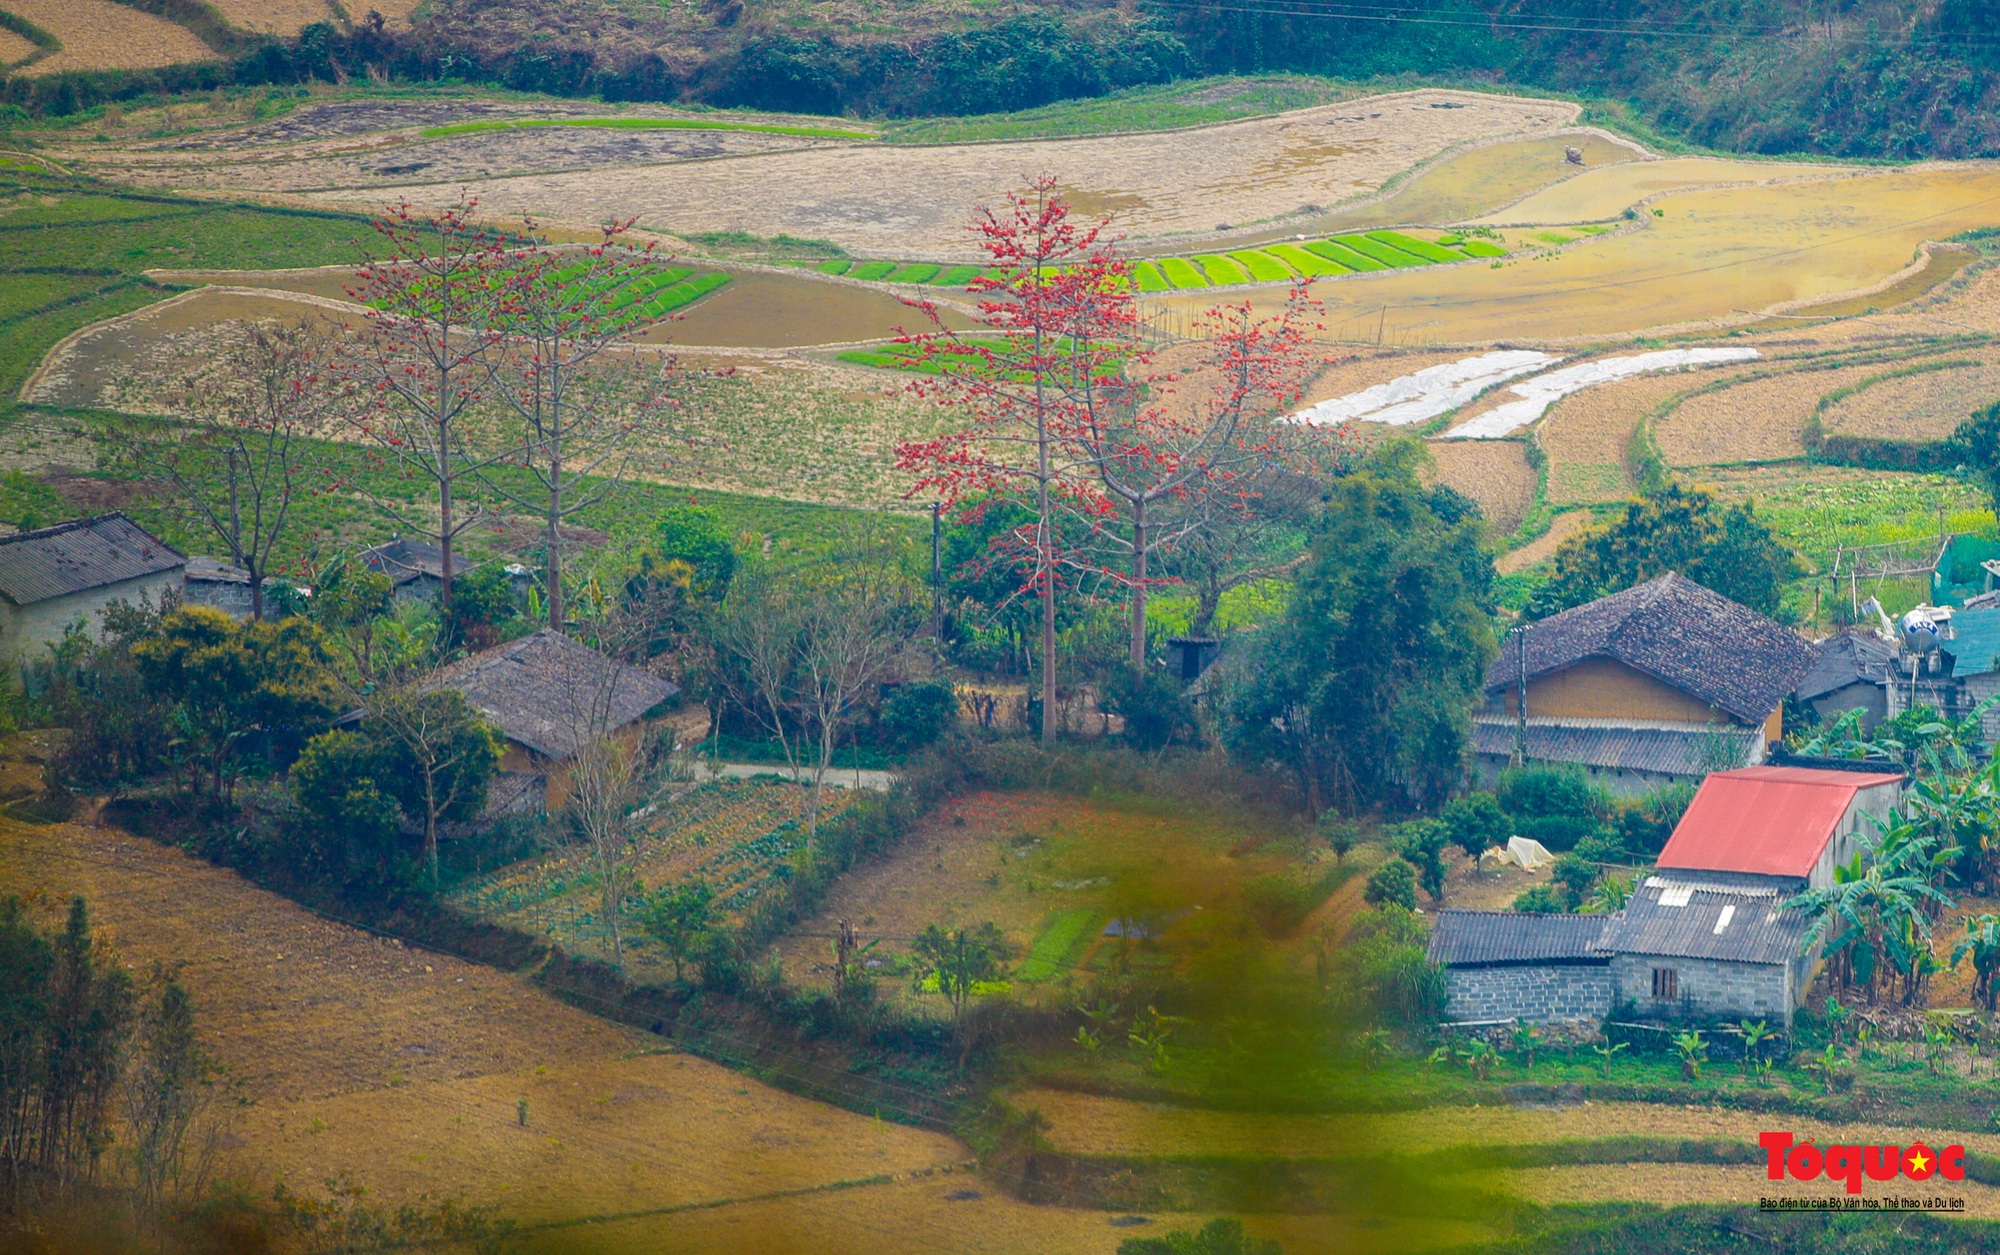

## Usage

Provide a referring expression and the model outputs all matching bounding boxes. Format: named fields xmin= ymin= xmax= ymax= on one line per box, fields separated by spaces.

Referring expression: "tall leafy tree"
xmin=1527 ymin=483 xmax=1801 ymax=618
xmin=1226 ymin=441 xmax=1496 ymax=815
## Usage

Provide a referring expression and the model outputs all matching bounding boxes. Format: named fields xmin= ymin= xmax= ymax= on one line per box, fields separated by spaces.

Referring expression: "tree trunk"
xmin=437 ymin=416 xmax=454 ymax=618
xmin=546 ymin=437 xmax=563 ymax=629
xmin=1040 ymin=579 xmax=1056 ymax=744
xmin=423 ymin=769 xmax=440 ymax=885
xmin=1128 ymin=501 xmax=1147 ymax=671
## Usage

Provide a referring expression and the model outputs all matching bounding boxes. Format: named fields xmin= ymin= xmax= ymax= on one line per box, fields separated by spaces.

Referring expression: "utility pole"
xmin=1511 ymin=623 xmax=1528 ymax=768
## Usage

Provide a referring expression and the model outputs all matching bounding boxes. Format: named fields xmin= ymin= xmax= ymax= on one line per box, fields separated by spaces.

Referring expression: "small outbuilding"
xmin=358 ymin=536 xmax=447 ymax=602
xmin=1428 ymin=910 xmax=1613 ymax=1025
xmin=431 ymin=629 xmax=678 ymax=810
xmin=1795 ymin=630 xmax=1894 ymax=731
xmin=0 ymin=513 xmax=185 ymax=663
xmin=182 ymin=556 xmax=299 ymax=619
xmin=1596 ymin=875 xmax=1815 ymax=1027
xmin=1655 ymin=764 xmax=1905 ymax=891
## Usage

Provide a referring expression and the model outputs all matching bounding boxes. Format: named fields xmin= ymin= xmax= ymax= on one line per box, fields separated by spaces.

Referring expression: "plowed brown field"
xmin=1655 ymin=363 xmax=1882 ymax=465
xmin=3 ymin=0 xmax=211 ymax=73
xmin=1821 ymin=360 xmax=2000 ymax=442
xmin=1426 ymin=437 xmax=1536 ymax=533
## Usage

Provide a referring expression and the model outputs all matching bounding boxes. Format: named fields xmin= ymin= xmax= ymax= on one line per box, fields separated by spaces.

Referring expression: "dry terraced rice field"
xmin=295 ymin=90 xmax=1579 ymax=260
xmin=0 ymin=25 xmax=35 ymax=63
xmin=0 ymin=0 xmax=211 ymax=74
xmin=1304 ymin=132 xmax=1642 ymax=235
xmin=1498 ymin=509 xmax=1595 ymax=573
xmin=1167 ymin=164 xmax=2000 ymax=342
xmin=1424 ymin=438 xmax=1537 ymax=533
xmin=1467 ymin=156 xmax=1849 ymax=225
xmin=1655 ymin=361 xmax=1910 ymax=465
xmin=1820 ymin=359 xmax=2000 ymax=441
xmin=204 ymin=0 xmax=338 ymax=33
xmin=1526 ymin=367 xmax=1757 ymax=504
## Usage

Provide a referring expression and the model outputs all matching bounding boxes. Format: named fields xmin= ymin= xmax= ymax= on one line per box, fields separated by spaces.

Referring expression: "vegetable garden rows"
xmin=803 ymin=230 xmax=1504 ymax=293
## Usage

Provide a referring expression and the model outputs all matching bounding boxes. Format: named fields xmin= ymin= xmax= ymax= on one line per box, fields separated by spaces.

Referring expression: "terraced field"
xmin=1 ymin=0 xmax=209 ymax=75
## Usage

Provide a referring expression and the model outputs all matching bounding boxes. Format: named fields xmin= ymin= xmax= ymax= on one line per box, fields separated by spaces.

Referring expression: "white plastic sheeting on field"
xmin=1442 ymin=347 xmax=1762 ymax=440
xmin=1285 ymin=349 xmax=1558 ymax=427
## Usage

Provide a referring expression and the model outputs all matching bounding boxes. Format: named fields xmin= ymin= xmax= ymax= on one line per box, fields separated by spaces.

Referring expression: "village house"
xmin=1795 ymin=629 xmax=1895 ymax=731
xmin=1429 ymin=764 xmax=1904 ymax=1029
xmin=357 ymin=536 xmax=446 ymax=602
xmin=182 ymin=556 xmax=299 ymax=619
xmin=0 ymin=513 xmax=185 ymax=664
xmin=430 ymin=628 xmax=678 ymax=811
xmin=1474 ymin=573 xmax=1815 ymax=795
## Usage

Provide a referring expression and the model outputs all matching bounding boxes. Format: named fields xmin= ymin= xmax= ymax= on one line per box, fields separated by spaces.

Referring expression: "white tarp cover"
xmin=1443 ymin=347 xmax=1761 ymax=439
xmin=1286 ymin=350 xmax=1557 ymax=428
xmin=1507 ymin=835 xmax=1556 ymax=870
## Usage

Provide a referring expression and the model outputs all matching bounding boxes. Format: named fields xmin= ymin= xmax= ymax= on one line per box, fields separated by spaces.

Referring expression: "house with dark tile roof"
xmin=1476 ymin=573 xmax=1815 ymax=794
xmin=1796 ymin=629 xmax=1895 ymax=731
xmin=0 ymin=513 xmax=184 ymax=662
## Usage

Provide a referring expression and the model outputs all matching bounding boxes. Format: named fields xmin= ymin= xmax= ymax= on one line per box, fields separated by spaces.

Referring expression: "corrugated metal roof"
xmin=1427 ymin=909 xmax=1610 ymax=967
xmin=1594 ymin=879 xmax=1809 ymax=965
xmin=0 ymin=513 xmax=184 ymax=607
xmin=1489 ymin=573 xmax=1814 ymax=725
xmin=1656 ymin=766 xmax=1903 ymax=878
xmin=359 ymin=536 xmax=446 ymax=585
xmin=1946 ymin=606 xmax=2000 ymax=678
xmin=1471 ymin=717 xmax=1759 ymax=775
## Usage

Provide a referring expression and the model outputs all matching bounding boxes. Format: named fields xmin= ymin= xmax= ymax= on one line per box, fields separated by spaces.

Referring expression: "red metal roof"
xmin=1655 ymin=766 xmax=1905 ymax=878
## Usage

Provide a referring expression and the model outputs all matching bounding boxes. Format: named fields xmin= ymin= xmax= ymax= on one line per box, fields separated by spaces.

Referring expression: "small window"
xmin=1652 ymin=968 xmax=1679 ymax=1000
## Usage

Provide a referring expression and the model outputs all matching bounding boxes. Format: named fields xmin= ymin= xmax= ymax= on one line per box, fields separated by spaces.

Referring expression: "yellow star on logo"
xmin=1907 ymin=1150 xmax=1932 ymax=1174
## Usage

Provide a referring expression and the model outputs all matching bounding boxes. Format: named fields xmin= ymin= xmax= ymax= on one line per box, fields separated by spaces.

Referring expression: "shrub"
xmin=1513 ymin=884 xmax=1569 ymax=913
xmin=1339 ymin=905 xmax=1445 ymax=1033
xmin=1515 ymin=813 xmax=1606 ymax=853
xmin=1550 ymin=854 xmax=1601 ymax=909
xmin=1497 ymin=766 xmax=1606 ymax=821
xmin=1390 ymin=818 xmax=1450 ymax=903
xmin=1364 ymin=859 xmax=1418 ymax=911
xmin=1119 ymin=1218 xmax=1279 ymax=1255
xmin=876 ymin=681 xmax=959 ymax=754
xmin=1100 ymin=668 xmax=1199 ymax=751
xmin=445 ymin=563 xmax=518 ymax=650
xmin=1441 ymin=791 xmax=1509 ymax=863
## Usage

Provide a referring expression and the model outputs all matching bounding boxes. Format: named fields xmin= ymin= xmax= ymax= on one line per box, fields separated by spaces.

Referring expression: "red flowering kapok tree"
xmin=482 ymin=221 xmax=691 ymax=629
xmin=895 ymin=176 xmax=1134 ymax=743
xmin=344 ymin=198 xmax=513 ymax=617
xmin=898 ymin=177 xmax=1335 ymax=731
xmin=1075 ymin=290 xmax=1327 ymax=669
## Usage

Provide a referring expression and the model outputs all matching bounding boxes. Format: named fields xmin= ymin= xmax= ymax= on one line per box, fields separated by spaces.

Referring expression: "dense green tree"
xmin=1226 ymin=442 xmax=1496 ymax=814
xmin=444 ymin=563 xmax=518 ymax=650
xmin=1363 ymin=859 xmax=1419 ymax=912
xmin=1392 ymin=819 xmax=1451 ymax=904
xmin=640 ymin=880 xmax=715 ymax=982
xmin=288 ymin=729 xmax=409 ymax=894
xmin=646 ymin=504 xmax=737 ymax=599
xmin=130 ymin=605 xmax=341 ymax=801
xmin=1526 ymin=483 xmax=1801 ymax=618
xmin=1442 ymin=792 xmax=1510 ymax=866
xmin=909 ymin=922 xmax=1008 ymax=1022
xmin=366 ymin=688 xmax=503 ymax=884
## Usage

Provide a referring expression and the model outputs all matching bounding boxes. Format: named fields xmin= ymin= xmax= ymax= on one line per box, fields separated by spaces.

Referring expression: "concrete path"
xmin=689 ymin=761 xmax=899 ymax=792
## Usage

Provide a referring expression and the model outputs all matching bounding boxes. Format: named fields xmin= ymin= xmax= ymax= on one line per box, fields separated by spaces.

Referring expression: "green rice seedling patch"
xmin=1265 ymin=244 xmax=1349 ymax=277
xmin=1534 ymin=230 xmax=1577 ymax=245
xmin=419 ymin=117 xmax=872 ymax=141
xmin=930 ymin=264 xmax=983 ymax=286
xmin=1193 ymin=254 xmax=1249 ymax=286
xmin=1157 ymin=258 xmax=1210 ymax=288
xmin=887 ymin=263 xmax=940 ymax=283
xmin=1461 ymin=239 xmax=1508 ymax=258
xmin=1134 ymin=261 xmax=1170 ymax=293
xmin=848 ymin=261 xmax=898 ymax=281
xmin=816 ymin=259 xmax=853 ymax=275
xmin=1367 ymin=231 xmax=1464 ymax=264
xmin=1013 ymin=909 xmax=1101 ymax=982
xmin=1303 ymin=240 xmax=1381 ymax=271
xmin=1330 ymin=234 xmax=1428 ymax=267
xmin=1229 ymin=250 xmax=1297 ymax=282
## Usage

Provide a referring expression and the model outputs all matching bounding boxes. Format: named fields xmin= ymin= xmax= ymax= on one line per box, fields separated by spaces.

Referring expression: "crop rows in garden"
xmin=376 ymin=262 xmax=729 ymax=332
xmin=445 ymin=781 xmax=858 ymax=964
xmin=809 ymin=230 xmax=1504 ymax=298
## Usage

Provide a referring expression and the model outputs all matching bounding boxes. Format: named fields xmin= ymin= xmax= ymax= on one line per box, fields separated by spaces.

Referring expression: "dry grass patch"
xmin=2 ymin=0 xmax=212 ymax=74
xmin=1656 ymin=364 xmax=1885 ymax=466
xmin=1424 ymin=438 xmax=1535 ymax=533
xmin=1821 ymin=359 xmax=2000 ymax=442
xmin=1467 ymin=156 xmax=1849 ymax=225
xmin=1498 ymin=509 xmax=1595 ymax=573
xmin=1315 ymin=132 xmax=1641 ymax=234
xmin=297 ymin=90 xmax=1579 ymax=259
xmin=205 ymin=0 xmax=336 ymax=34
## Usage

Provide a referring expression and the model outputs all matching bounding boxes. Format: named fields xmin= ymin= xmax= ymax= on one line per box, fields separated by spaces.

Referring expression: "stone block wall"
xmin=1443 ymin=962 xmax=1614 ymax=1024
xmin=1610 ymin=954 xmax=1794 ymax=1026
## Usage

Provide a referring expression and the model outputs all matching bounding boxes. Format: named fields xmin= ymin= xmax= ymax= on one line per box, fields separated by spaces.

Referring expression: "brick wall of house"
xmin=1610 ymin=954 xmax=1794 ymax=1026
xmin=1444 ymin=962 xmax=1615 ymax=1024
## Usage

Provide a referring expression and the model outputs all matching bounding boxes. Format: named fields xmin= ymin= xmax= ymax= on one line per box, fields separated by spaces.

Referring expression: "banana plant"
xmin=1954 ymin=914 xmax=2000 ymax=1011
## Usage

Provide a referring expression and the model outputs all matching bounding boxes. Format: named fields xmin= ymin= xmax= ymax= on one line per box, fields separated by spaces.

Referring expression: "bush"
xmin=1498 ymin=766 xmax=1606 ymax=821
xmin=1120 ymin=1218 xmax=1280 ymax=1255
xmin=445 ymin=563 xmax=518 ymax=650
xmin=876 ymin=681 xmax=959 ymax=754
xmin=1339 ymin=905 xmax=1445 ymax=1033
xmin=1364 ymin=859 xmax=1418 ymax=911
xmin=1441 ymin=791 xmax=1509 ymax=862
xmin=1513 ymin=884 xmax=1569 ymax=913
xmin=1100 ymin=668 xmax=1200 ymax=751
xmin=1515 ymin=813 xmax=1606 ymax=853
